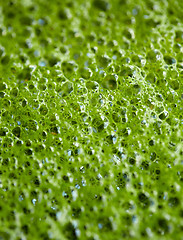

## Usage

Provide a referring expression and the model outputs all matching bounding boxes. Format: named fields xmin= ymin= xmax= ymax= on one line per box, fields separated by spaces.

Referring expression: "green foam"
xmin=0 ymin=0 xmax=183 ymax=239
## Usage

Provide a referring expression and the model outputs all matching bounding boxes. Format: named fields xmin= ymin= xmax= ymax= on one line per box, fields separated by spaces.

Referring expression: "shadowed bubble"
xmin=102 ymin=75 xmax=117 ymax=90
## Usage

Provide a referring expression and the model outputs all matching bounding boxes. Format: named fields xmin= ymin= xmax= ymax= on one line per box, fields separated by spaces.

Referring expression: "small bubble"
xmin=164 ymin=55 xmax=176 ymax=65
xmin=12 ymin=127 xmax=21 ymax=138
xmin=102 ymin=74 xmax=117 ymax=90
xmin=159 ymin=111 xmax=168 ymax=120
xmin=75 ymin=184 xmax=80 ymax=189
xmin=132 ymin=8 xmax=138 ymax=16
xmin=39 ymin=61 xmax=46 ymax=67
xmin=98 ymin=223 xmax=103 ymax=229
xmin=19 ymin=195 xmax=24 ymax=201
xmin=0 ymin=128 xmax=8 ymax=136
xmin=0 ymin=82 xmax=7 ymax=91
xmin=58 ymin=8 xmax=71 ymax=20
xmin=38 ymin=18 xmax=45 ymax=25
xmin=0 ymin=92 xmax=5 ymax=98
xmin=39 ymin=105 xmax=48 ymax=115
xmin=97 ymin=55 xmax=111 ymax=68
xmin=32 ymin=199 xmax=37 ymax=205
xmin=1 ymin=55 xmax=10 ymax=65
xmin=62 ymin=61 xmax=77 ymax=77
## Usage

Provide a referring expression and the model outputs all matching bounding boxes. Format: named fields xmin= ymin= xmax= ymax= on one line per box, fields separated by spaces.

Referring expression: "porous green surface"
xmin=0 ymin=0 xmax=183 ymax=239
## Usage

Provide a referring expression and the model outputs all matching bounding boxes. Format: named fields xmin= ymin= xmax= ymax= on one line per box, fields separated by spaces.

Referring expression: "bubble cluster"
xmin=0 ymin=0 xmax=183 ymax=239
